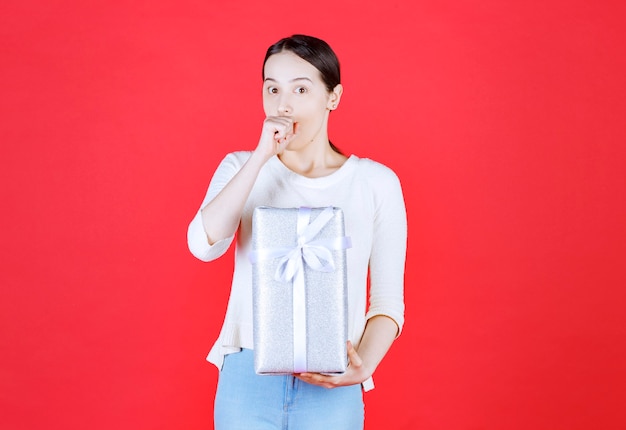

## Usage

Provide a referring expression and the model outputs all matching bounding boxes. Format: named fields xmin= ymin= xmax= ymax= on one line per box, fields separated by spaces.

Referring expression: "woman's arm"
xmin=296 ymin=164 xmax=407 ymax=388
xmin=200 ymin=116 xmax=297 ymax=244
xmin=352 ymin=315 xmax=399 ymax=379
xmin=200 ymin=149 xmax=268 ymax=244
xmin=296 ymin=315 xmax=398 ymax=388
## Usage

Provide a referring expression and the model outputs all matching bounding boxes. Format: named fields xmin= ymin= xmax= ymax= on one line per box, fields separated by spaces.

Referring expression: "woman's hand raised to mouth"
xmin=257 ymin=116 xmax=299 ymax=159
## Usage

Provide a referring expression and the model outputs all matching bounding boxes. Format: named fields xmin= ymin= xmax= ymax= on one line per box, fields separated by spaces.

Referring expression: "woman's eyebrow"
xmin=264 ymin=77 xmax=313 ymax=83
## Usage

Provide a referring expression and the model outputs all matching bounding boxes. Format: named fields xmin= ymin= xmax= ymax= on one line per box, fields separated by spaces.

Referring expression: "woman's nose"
xmin=277 ymin=96 xmax=292 ymax=115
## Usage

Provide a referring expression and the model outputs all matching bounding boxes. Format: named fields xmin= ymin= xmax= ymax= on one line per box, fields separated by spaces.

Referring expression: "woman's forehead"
xmin=263 ymin=51 xmax=322 ymax=83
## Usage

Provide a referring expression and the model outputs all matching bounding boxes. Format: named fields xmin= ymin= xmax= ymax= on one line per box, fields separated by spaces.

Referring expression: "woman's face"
xmin=263 ymin=51 xmax=339 ymax=149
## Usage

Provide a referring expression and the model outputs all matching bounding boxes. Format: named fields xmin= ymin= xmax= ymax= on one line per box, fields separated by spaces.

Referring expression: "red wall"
xmin=2 ymin=1 xmax=625 ymax=429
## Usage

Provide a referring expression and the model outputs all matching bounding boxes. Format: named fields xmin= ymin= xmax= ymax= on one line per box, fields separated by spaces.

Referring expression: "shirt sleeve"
xmin=364 ymin=163 xmax=407 ymax=336
xmin=187 ymin=152 xmax=250 ymax=262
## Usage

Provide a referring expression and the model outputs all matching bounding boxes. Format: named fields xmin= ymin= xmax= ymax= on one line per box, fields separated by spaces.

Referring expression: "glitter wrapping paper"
xmin=251 ymin=206 xmax=349 ymax=375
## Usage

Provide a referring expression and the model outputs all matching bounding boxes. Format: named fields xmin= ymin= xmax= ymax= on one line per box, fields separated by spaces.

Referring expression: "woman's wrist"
xmin=248 ymin=147 xmax=273 ymax=171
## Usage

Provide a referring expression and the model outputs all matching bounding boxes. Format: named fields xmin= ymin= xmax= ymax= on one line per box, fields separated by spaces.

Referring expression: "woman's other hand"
xmin=294 ymin=341 xmax=370 ymax=389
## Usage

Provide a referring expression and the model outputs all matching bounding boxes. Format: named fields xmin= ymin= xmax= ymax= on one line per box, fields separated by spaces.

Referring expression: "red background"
xmin=2 ymin=1 xmax=625 ymax=429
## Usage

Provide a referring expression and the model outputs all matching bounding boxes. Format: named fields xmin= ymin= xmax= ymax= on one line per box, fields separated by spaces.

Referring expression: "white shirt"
xmin=187 ymin=152 xmax=407 ymax=390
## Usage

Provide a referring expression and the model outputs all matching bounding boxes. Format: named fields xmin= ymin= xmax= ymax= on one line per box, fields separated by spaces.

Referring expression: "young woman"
xmin=187 ymin=34 xmax=407 ymax=429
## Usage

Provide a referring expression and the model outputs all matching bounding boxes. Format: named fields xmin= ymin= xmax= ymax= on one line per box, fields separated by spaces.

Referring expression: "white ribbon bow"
xmin=274 ymin=206 xmax=340 ymax=282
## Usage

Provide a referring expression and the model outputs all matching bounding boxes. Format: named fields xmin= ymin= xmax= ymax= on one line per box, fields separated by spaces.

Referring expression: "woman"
xmin=187 ymin=34 xmax=407 ymax=429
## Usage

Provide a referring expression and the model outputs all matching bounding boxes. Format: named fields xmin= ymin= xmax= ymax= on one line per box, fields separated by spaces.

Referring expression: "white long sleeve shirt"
xmin=187 ymin=152 xmax=407 ymax=390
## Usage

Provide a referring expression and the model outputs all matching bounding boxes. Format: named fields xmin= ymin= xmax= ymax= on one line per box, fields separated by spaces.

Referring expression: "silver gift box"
xmin=250 ymin=206 xmax=350 ymax=375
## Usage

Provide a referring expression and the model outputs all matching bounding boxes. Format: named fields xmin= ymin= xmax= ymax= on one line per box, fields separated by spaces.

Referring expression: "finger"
xmin=296 ymin=373 xmax=335 ymax=389
xmin=274 ymin=125 xmax=294 ymax=142
xmin=273 ymin=127 xmax=286 ymax=141
xmin=267 ymin=116 xmax=294 ymax=128
xmin=265 ymin=117 xmax=291 ymax=134
xmin=280 ymin=120 xmax=297 ymax=139
xmin=276 ymin=124 xmax=299 ymax=147
xmin=347 ymin=341 xmax=363 ymax=367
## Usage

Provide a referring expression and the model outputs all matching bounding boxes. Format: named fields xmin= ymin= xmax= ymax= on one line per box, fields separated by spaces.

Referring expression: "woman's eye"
xmin=295 ymin=87 xmax=307 ymax=94
xmin=267 ymin=87 xmax=278 ymax=94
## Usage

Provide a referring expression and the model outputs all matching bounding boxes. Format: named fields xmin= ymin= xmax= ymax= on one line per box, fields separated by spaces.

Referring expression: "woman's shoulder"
xmin=222 ymin=150 xmax=253 ymax=164
xmin=207 ymin=151 xmax=254 ymax=183
xmin=350 ymin=156 xmax=406 ymax=208
xmin=351 ymin=155 xmax=402 ymax=183
xmin=214 ymin=151 xmax=254 ymax=172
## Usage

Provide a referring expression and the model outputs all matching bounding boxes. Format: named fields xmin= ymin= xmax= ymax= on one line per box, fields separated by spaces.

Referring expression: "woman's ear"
xmin=327 ymin=84 xmax=343 ymax=110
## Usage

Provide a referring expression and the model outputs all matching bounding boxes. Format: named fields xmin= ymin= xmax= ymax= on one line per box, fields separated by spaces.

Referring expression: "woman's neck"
xmin=278 ymin=144 xmax=348 ymax=178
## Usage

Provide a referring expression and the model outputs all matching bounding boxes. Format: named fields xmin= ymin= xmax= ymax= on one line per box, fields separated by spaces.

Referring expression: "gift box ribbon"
xmin=249 ymin=206 xmax=352 ymax=373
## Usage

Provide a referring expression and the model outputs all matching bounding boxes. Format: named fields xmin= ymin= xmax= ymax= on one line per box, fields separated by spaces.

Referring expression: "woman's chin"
xmin=284 ymin=138 xmax=305 ymax=151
